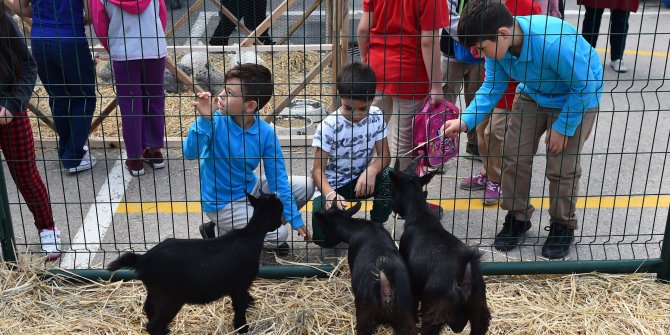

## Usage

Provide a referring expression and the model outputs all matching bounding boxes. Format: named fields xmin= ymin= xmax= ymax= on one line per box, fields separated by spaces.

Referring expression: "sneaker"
xmin=39 ymin=229 xmax=61 ymax=261
xmin=199 ymin=221 xmax=216 ymax=239
xmin=464 ymin=142 xmax=481 ymax=161
xmin=541 ymin=222 xmax=575 ymax=259
xmin=125 ymin=158 xmax=145 ymax=176
xmin=266 ymin=242 xmax=291 ymax=256
xmin=493 ymin=213 xmax=531 ymax=251
xmin=610 ymin=59 xmax=628 ymax=73
xmin=142 ymin=149 xmax=165 ymax=169
xmin=483 ymin=181 xmax=502 ymax=205
xmin=426 ymin=163 xmax=445 ymax=174
xmin=208 ymin=37 xmax=229 ymax=47
xmin=66 ymin=148 xmax=97 ymax=174
xmin=460 ymin=173 xmax=487 ymax=191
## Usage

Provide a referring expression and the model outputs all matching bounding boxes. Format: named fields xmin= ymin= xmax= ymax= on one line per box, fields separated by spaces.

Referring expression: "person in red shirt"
xmin=458 ymin=0 xmax=542 ymax=205
xmin=357 ymin=0 xmax=449 ymax=171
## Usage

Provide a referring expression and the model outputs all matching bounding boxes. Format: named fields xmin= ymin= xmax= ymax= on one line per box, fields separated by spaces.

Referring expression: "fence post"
xmin=0 ymin=162 xmax=17 ymax=262
xmin=658 ymin=207 xmax=670 ymax=282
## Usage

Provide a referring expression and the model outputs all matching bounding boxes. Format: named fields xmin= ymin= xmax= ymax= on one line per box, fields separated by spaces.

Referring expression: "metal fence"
xmin=0 ymin=0 xmax=668 ymax=281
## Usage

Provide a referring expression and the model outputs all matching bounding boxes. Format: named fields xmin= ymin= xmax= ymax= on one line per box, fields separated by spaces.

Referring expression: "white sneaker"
xmin=610 ymin=59 xmax=629 ymax=73
xmin=66 ymin=147 xmax=97 ymax=174
xmin=39 ymin=229 xmax=62 ymax=260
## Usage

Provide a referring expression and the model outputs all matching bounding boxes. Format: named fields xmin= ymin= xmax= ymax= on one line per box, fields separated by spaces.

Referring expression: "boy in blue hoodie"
xmin=185 ymin=64 xmax=314 ymax=254
xmin=441 ymin=1 xmax=603 ymax=259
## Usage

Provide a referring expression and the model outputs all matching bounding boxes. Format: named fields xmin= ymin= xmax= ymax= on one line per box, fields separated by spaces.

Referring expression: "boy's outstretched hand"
xmin=191 ymin=91 xmax=215 ymax=120
xmin=296 ymin=226 xmax=312 ymax=241
xmin=545 ymin=128 xmax=569 ymax=154
xmin=354 ymin=169 xmax=376 ymax=197
xmin=440 ymin=119 xmax=467 ymax=139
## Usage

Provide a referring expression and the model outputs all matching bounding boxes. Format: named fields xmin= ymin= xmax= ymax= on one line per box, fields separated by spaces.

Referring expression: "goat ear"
xmin=329 ymin=197 xmax=340 ymax=212
xmin=343 ymin=202 xmax=362 ymax=217
xmin=419 ymin=169 xmax=437 ymax=187
xmin=393 ymin=158 xmax=401 ymax=172
xmin=406 ymin=155 xmax=424 ymax=174
xmin=246 ymin=191 xmax=258 ymax=206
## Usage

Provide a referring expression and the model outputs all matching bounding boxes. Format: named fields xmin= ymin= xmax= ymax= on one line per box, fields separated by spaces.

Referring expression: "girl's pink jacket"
xmin=90 ymin=0 xmax=167 ymax=51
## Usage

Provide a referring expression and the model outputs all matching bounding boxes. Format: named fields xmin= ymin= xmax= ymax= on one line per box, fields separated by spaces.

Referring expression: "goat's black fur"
xmin=313 ymin=201 xmax=418 ymax=335
xmin=389 ymin=158 xmax=491 ymax=335
xmin=108 ymin=192 xmax=284 ymax=335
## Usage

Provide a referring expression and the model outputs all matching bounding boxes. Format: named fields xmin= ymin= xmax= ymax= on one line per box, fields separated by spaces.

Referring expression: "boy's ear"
xmin=244 ymin=100 xmax=258 ymax=113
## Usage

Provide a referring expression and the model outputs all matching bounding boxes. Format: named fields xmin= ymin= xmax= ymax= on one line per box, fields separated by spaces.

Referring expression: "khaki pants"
xmin=501 ymin=93 xmax=597 ymax=229
xmin=373 ymin=93 xmax=424 ymax=171
xmin=476 ymin=108 xmax=508 ymax=183
xmin=441 ymin=58 xmax=483 ymax=145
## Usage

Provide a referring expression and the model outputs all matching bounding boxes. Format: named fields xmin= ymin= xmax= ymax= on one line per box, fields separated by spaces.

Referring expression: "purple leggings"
xmin=113 ymin=58 xmax=166 ymax=159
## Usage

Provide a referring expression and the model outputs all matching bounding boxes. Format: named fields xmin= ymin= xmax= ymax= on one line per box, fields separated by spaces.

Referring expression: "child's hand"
xmin=440 ymin=119 xmax=467 ymax=139
xmin=191 ymin=91 xmax=215 ymax=120
xmin=296 ymin=226 xmax=312 ymax=241
xmin=325 ymin=192 xmax=347 ymax=210
xmin=354 ymin=169 xmax=376 ymax=197
xmin=545 ymin=128 xmax=569 ymax=154
xmin=0 ymin=106 xmax=14 ymax=125
xmin=429 ymin=85 xmax=445 ymax=105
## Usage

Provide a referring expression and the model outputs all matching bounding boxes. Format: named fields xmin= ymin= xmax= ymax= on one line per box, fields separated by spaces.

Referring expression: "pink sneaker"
xmin=459 ymin=173 xmax=487 ymax=190
xmin=483 ymin=181 xmax=501 ymax=205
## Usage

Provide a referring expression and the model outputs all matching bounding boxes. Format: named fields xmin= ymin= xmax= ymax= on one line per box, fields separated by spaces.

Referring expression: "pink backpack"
xmin=412 ymin=98 xmax=460 ymax=175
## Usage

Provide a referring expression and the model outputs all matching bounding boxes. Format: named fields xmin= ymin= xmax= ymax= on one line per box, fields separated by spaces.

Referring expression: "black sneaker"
xmin=199 ymin=221 xmax=216 ymax=239
xmin=493 ymin=213 xmax=531 ymax=251
xmin=541 ymin=222 xmax=575 ymax=259
xmin=267 ymin=242 xmax=291 ymax=257
xmin=464 ymin=142 xmax=482 ymax=161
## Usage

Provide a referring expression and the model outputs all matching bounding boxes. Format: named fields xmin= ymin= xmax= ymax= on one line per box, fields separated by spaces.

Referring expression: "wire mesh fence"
xmin=0 ymin=0 xmax=668 ymax=278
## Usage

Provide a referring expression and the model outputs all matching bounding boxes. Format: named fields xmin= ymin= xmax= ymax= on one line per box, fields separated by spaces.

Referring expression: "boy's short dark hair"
xmin=457 ymin=0 xmax=514 ymax=48
xmin=336 ymin=62 xmax=377 ymax=102
xmin=225 ymin=63 xmax=274 ymax=110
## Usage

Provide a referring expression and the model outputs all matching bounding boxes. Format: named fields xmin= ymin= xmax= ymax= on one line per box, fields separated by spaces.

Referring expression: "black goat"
xmin=108 ymin=192 xmax=284 ymax=335
xmin=389 ymin=158 xmax=491 ymax=335
xmin=313 ymin=200 xmax=418 ymax=335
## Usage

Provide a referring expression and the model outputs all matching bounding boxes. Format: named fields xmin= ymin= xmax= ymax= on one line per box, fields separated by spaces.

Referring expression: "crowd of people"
xmin=2 ymin=0 xmax=635 ymax=261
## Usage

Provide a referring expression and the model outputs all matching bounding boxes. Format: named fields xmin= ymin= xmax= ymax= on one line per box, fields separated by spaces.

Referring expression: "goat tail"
xmin=108 ymin=252 xmax=141 ymax=271
xmin=459 ymin=248 xmax=483 ymax=301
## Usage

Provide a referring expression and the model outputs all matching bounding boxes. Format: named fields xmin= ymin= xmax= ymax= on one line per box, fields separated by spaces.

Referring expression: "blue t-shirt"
xmin=31 ymin=0 xmax=87 ymax=43
xmin=183 ymin=113 xmax=305 ymax=229
xmin=462 ymin=15 xmax=603 ymax=136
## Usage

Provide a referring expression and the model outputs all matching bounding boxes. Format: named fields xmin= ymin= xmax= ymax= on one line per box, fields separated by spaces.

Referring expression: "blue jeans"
xmin=31 ymin=39 xmax=95 ymax=169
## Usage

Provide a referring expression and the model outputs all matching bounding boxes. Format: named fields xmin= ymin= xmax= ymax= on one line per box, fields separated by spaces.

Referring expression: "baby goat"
xmin=313 ymin=200 xmax=418 ymax=335
xmin=389 ymin=158 xmax=491 ymax=335
xmin=108 ymin=192 xmax=284 ymax=335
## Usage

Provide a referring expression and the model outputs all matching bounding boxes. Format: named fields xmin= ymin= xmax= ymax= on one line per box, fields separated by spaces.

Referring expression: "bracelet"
xmin=325 ymin=191 xmax=336 ymax=200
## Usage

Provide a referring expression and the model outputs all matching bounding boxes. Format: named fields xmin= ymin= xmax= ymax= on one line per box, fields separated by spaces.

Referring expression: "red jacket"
xmin=576 ymin=0 xmax=640 ymax=13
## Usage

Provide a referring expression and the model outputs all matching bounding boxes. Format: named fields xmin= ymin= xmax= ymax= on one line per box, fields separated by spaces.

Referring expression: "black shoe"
xmin=465 ymin=142 xmax=481 ymax=161
xmin=199 ymin=221 xmax=216 ymax=239
xmin=267 ymin=242 xmax=291 ymax=256
xmin=493 ymin=214 xmax=531 ymax=251
xmin=208 ymin=37 xmax=229 ymax=47
xmin=541 ymin=222 xmax=575 ymax=259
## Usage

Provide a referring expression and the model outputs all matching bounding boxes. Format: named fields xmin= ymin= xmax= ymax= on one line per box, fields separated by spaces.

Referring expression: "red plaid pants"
xmin=0 ymin=109 xmax=55 ymax=231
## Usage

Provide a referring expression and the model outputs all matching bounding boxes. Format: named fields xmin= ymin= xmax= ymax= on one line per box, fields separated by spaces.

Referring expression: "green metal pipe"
xmin=657 ymin=207 xmax=670 ymax=281
xmin=48 ymin=265 xmax=336 ymax=282
xmin=48 ymin=259 xmax=665 ymax=283
xmin=0 ymin=163 xmax=17 ymax=262
xmin=480 ymin=259 xmax=663 ymax=276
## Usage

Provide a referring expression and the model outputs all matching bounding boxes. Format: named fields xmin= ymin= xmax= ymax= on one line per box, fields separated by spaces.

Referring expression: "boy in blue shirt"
xmin=185 ymin=64 xmax=314 ymax=253
xmin=441 ymin=0 xmax=603 ymax=258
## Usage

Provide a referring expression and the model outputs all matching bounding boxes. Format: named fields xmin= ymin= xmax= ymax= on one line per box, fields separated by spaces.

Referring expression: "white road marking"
xmin=60 ymin=151 xmax=132 ymax=269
